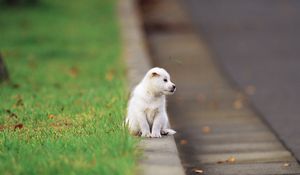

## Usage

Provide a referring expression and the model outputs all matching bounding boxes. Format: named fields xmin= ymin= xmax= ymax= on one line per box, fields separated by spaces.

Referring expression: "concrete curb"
xmin=118 ymin=0 xmax=185 ymax=175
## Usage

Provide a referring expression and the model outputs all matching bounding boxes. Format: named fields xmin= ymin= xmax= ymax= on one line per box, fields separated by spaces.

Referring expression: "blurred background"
xmin=183 ymin=0 xmax=300 ymax=160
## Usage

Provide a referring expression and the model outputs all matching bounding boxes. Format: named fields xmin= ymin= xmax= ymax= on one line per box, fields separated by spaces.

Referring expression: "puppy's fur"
xmin=126 ymin=67 xmax=176 ymax=138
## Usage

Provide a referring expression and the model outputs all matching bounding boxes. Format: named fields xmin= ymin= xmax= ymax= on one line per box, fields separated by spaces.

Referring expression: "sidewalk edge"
xmin=117 ymin=0 xmax=185 ymax=175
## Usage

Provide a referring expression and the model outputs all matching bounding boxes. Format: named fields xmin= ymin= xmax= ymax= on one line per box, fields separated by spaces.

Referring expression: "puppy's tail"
xmin=161 ymin=128 xmax=176 ymax=136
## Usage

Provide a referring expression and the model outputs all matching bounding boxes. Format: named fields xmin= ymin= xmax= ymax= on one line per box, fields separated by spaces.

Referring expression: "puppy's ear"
xmin=151 ymin=72 xmax=160 ymax=77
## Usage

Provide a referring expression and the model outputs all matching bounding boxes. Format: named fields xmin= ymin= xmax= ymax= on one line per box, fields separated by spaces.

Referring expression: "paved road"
xmin=140 ymin=0 xmax=300 ymax=174
xmin=183 ymin=0 xmax=300 ymax=161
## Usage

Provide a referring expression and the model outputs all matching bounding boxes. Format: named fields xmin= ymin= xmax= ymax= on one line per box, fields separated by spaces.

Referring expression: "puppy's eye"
xmin=163 ymin=78 xmax=167 ymax=82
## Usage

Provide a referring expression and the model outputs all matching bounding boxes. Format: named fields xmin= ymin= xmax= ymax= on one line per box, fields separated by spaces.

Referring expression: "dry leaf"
xmin=226 ymin=156 xmax=236 ymax=163
xmin=233 ymin=99 xmax=243 ymax=109
xmin=69 ymin=66 xmax=79 ymax=77
xmin=217 ymin=160 xmax=224 ymax=164
xmin=105 ymin=69 xmax=115 ymax=81
xmin=14 ymin=123 xmax=23 ymax=131
xmin=180 ymin=139 xmax=188 ymax=145
xmin=193 ymin=169 xmax=204 ymax=174
xmin=202 ymin=126 xmax=211 ymax=134
xmin=48 ymin=114 xmax=55 ymax=119
xmin=217 ymin=156 xmax=236 ymax=164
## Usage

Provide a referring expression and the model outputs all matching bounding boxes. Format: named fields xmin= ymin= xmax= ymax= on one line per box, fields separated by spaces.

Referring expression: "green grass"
xmin=0 ymin=0 xmax=139 ymax=174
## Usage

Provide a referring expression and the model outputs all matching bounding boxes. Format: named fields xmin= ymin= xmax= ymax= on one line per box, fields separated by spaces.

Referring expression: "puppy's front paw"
xmin=151 ymin=132 xmax=161 ymax=138
xmin=161 ymin=129 xmax=176 ymax=135
xmin=141 ymin=131 xmax=151 ymax=138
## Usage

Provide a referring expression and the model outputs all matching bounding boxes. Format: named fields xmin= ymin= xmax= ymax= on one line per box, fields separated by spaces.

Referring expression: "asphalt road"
xmin=183 ymin=0 xmax=300 ymax=160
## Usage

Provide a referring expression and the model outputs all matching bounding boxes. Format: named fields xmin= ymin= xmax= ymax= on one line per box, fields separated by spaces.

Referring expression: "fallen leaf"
xmin=226 ymin=156 xmax=236 ymax=163
xmin=217 ymin=160 xmax=224 ymax=164
xmin=217 ymin=156 xmax=236 ymax=164
xmin=48 ymin=114 xmax=55 ymax=119
xmin=14 ymin=123 xmax=23 ymax=131
xmin=202 ymin=126 xmax=211 ymax=134
xmin=193 ymin=169 xmax=204 ymax=174
xmin=69 ymin=66 xmax=79 ymax=77
xmin=105 ymin=69 xmax=115 ymax=81
xmin=233 ymin=99 xmax=243 ymax=109
xmin=180 ymin=139 xmax=188 ymax=145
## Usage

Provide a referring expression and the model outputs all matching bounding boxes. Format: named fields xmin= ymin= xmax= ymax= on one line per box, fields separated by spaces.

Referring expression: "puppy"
xmin=126 ymin=67 xmax=176 ymax=138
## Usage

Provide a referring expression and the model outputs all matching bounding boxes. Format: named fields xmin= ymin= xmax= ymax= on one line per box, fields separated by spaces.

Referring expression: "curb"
xmin=118 ymin=0 xmax=185 ymax=175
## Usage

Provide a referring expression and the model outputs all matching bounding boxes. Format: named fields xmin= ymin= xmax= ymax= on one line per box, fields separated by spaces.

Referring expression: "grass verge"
xmin=0 ymin=0 xmax=139 ymax=174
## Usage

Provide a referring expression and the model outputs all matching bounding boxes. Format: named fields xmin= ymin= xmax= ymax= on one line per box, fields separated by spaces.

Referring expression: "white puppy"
xmin=126 ymin=67 xmax=176 ymax=138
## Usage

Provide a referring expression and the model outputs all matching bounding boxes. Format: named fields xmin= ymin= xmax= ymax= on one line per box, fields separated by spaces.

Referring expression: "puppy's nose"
xmin=172 ymin=85 xmax=176 ymax=89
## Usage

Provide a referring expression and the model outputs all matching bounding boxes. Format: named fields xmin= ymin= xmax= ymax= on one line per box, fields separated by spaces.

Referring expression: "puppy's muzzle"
xmin=170 ymin=85 xmax=176 ymax=93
